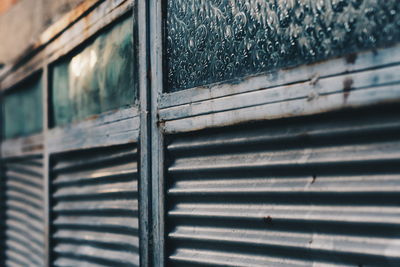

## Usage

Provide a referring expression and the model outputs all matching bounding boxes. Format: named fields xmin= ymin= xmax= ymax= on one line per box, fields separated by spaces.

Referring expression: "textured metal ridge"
xmin=165 ymin=104 xmax=400 ymax=267
xmin=3 ymin=156 xmax=45 ymax=267
xmin=51 ymin=143 xmax=139 ymax=267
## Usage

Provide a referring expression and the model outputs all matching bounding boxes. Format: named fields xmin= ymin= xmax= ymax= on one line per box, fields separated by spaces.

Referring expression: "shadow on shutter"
xmin=51 ymin=143 xmax=139 ymax=267
xmin=3 ymin=156 xmax=45 ymax=266
xmin=165 ymin=104 xmax=400 ymax=267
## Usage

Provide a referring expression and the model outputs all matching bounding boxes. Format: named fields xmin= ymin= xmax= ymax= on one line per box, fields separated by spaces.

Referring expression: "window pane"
xmin=166 ymin=0 xmax=400 ymax=91
xmin=51 ymin=15 xmax=136 ymax=126
xmin=3 ymin=75 xmax=43 ymax=139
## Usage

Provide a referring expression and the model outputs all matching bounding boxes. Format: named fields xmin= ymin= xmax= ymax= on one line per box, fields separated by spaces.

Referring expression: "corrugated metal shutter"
xmin=165 ymin=104 xmax=400 ymax=266
xmin=0 ymin=164 xmax=5 ymax=266
xmin=51 ymin=143 xmax=139 ymax=267
xmin=3 ymin=156 xmax=45 ymax=267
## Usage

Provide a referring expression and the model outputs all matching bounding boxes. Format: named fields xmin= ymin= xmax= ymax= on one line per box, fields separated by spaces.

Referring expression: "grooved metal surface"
xmin=3 ymin=156 xmax=45 ymax=267
xmin=0 ymin=164 xmax=4 ymax=266
xmin=165 ymin=105 xmax=400 ymax=267
xmin=51 ymin=143 xmax=139 ymax=267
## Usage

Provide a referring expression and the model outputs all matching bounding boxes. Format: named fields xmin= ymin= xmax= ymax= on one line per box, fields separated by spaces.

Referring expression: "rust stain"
xmin=343 ymin=77 xmax=354 ymax=102
xmin=263 ymin=216 xmax=273 ymax=226
xmin=309 ymin=73 xmax=320 ymax=86
xmin=345 ymin=53 xmax=358 ymax=64
xmin=158 ymin=119 xmax=166 ymax=128
xmin=23 ymin=137 xmax=37 ymax=146
xmin=307 ymin=91 xmax=318 ymax=102
xmin=157 ymin=112 xmax=166 ymax=128
xmin=22 ymin=144 xmax=44 ymax=152
xmin=311 ymin=174 xmax=317 ymax=184
xmin=86 ymin=114 xmax=100 ymax=121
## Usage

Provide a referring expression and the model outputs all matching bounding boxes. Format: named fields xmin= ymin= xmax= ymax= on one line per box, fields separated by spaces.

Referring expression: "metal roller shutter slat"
xmin=165 ymin=106 xmax=400 ymax=266
xmin=51 ymin=143 xmax=140 ymax=267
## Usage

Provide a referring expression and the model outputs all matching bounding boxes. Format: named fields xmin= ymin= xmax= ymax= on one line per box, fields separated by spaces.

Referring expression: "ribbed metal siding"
xmin=51 ymin=143 xmax=139 ymax=267
xmin=165 ymin=105 xmax=400 ymax=266
xmin=3 ymin=156 xmax=45 ymax=267
xmin=1 ymin=163 xmax=5 ymax=266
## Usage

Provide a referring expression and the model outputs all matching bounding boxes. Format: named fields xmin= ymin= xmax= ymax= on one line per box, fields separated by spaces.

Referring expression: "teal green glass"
xmin=51 ymin=16 xmax=136 ymax=126
xmin=3 ymin=76 xmax=43 ymax=139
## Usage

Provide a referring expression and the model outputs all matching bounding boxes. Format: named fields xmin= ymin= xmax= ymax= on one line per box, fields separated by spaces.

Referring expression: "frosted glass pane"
xmin=166 ymin=0 xmax=400 ymax=91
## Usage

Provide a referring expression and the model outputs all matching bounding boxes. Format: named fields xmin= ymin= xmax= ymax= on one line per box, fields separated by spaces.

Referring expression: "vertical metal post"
xmin=138 ymin=0 xmax=151 ymax=265
xmin=42 ymin=61 xmax=51 ymax=267
xmin=150 ymin=0 xmax=165 ymax=265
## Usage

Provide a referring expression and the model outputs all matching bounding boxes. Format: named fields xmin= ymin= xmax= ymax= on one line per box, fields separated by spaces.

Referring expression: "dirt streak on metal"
xmin=343 ymin=77 xmax=354 ymax=102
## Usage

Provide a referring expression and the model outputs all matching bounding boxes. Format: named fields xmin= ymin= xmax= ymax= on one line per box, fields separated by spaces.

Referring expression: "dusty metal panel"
xmin=0 ymin=1 xmax=141 ymax=267
xmin=160 ymin=43 xmax=400 ymax=109
xmin=3 ymin=155 xmax=45 ymax=267
xmin=50 ymin=143 xmax=140 ymax=266
xmin=1 ymin=133 xmax=44 ymax=159
xmin=158 ymin=44 xmax=400 ymax=134
xmin=164 ymin=104 xmax=400 ymax=266
xmin=47 ymin=107 xmax=140 ymax=154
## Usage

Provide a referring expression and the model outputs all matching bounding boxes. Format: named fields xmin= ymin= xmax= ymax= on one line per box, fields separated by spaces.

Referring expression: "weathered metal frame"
xmin=160 ymin=44 xmax=400 ymax=107
xmin=152 ymin=1 xmax=400 ymax=266
xmin=2 ymin=0 xmax=400 ymax=266
xmin=47 ymin=107 xmax=140 ymax=154
xmin=138 ymin=0 xmax=151 ymax=265
xmin=158 ymin=43 xmax=400 ymax=134
xmin=0 ymin=0 xmax=145 ymax=266
xmin=0 ymin=53 xmax=46 ymax=264
xmin=1 ymin=133 xmax=44 ymax=159
xmin=149 ymin=0 xmax=165 ymax=265
xmin=43 ymin=1 xmax=142 ymax=266
xmin=0 ymin=69 xmax=46 ymax=267
xmin=44 ymin=0 xmax=139 ymax=153
xmin=42 ymin=62 xmax=51 ymax=267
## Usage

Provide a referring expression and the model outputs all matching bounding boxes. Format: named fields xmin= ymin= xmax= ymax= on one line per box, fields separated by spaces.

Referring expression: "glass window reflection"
xmin=51 ymin=16 xmax=136 ymax=126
